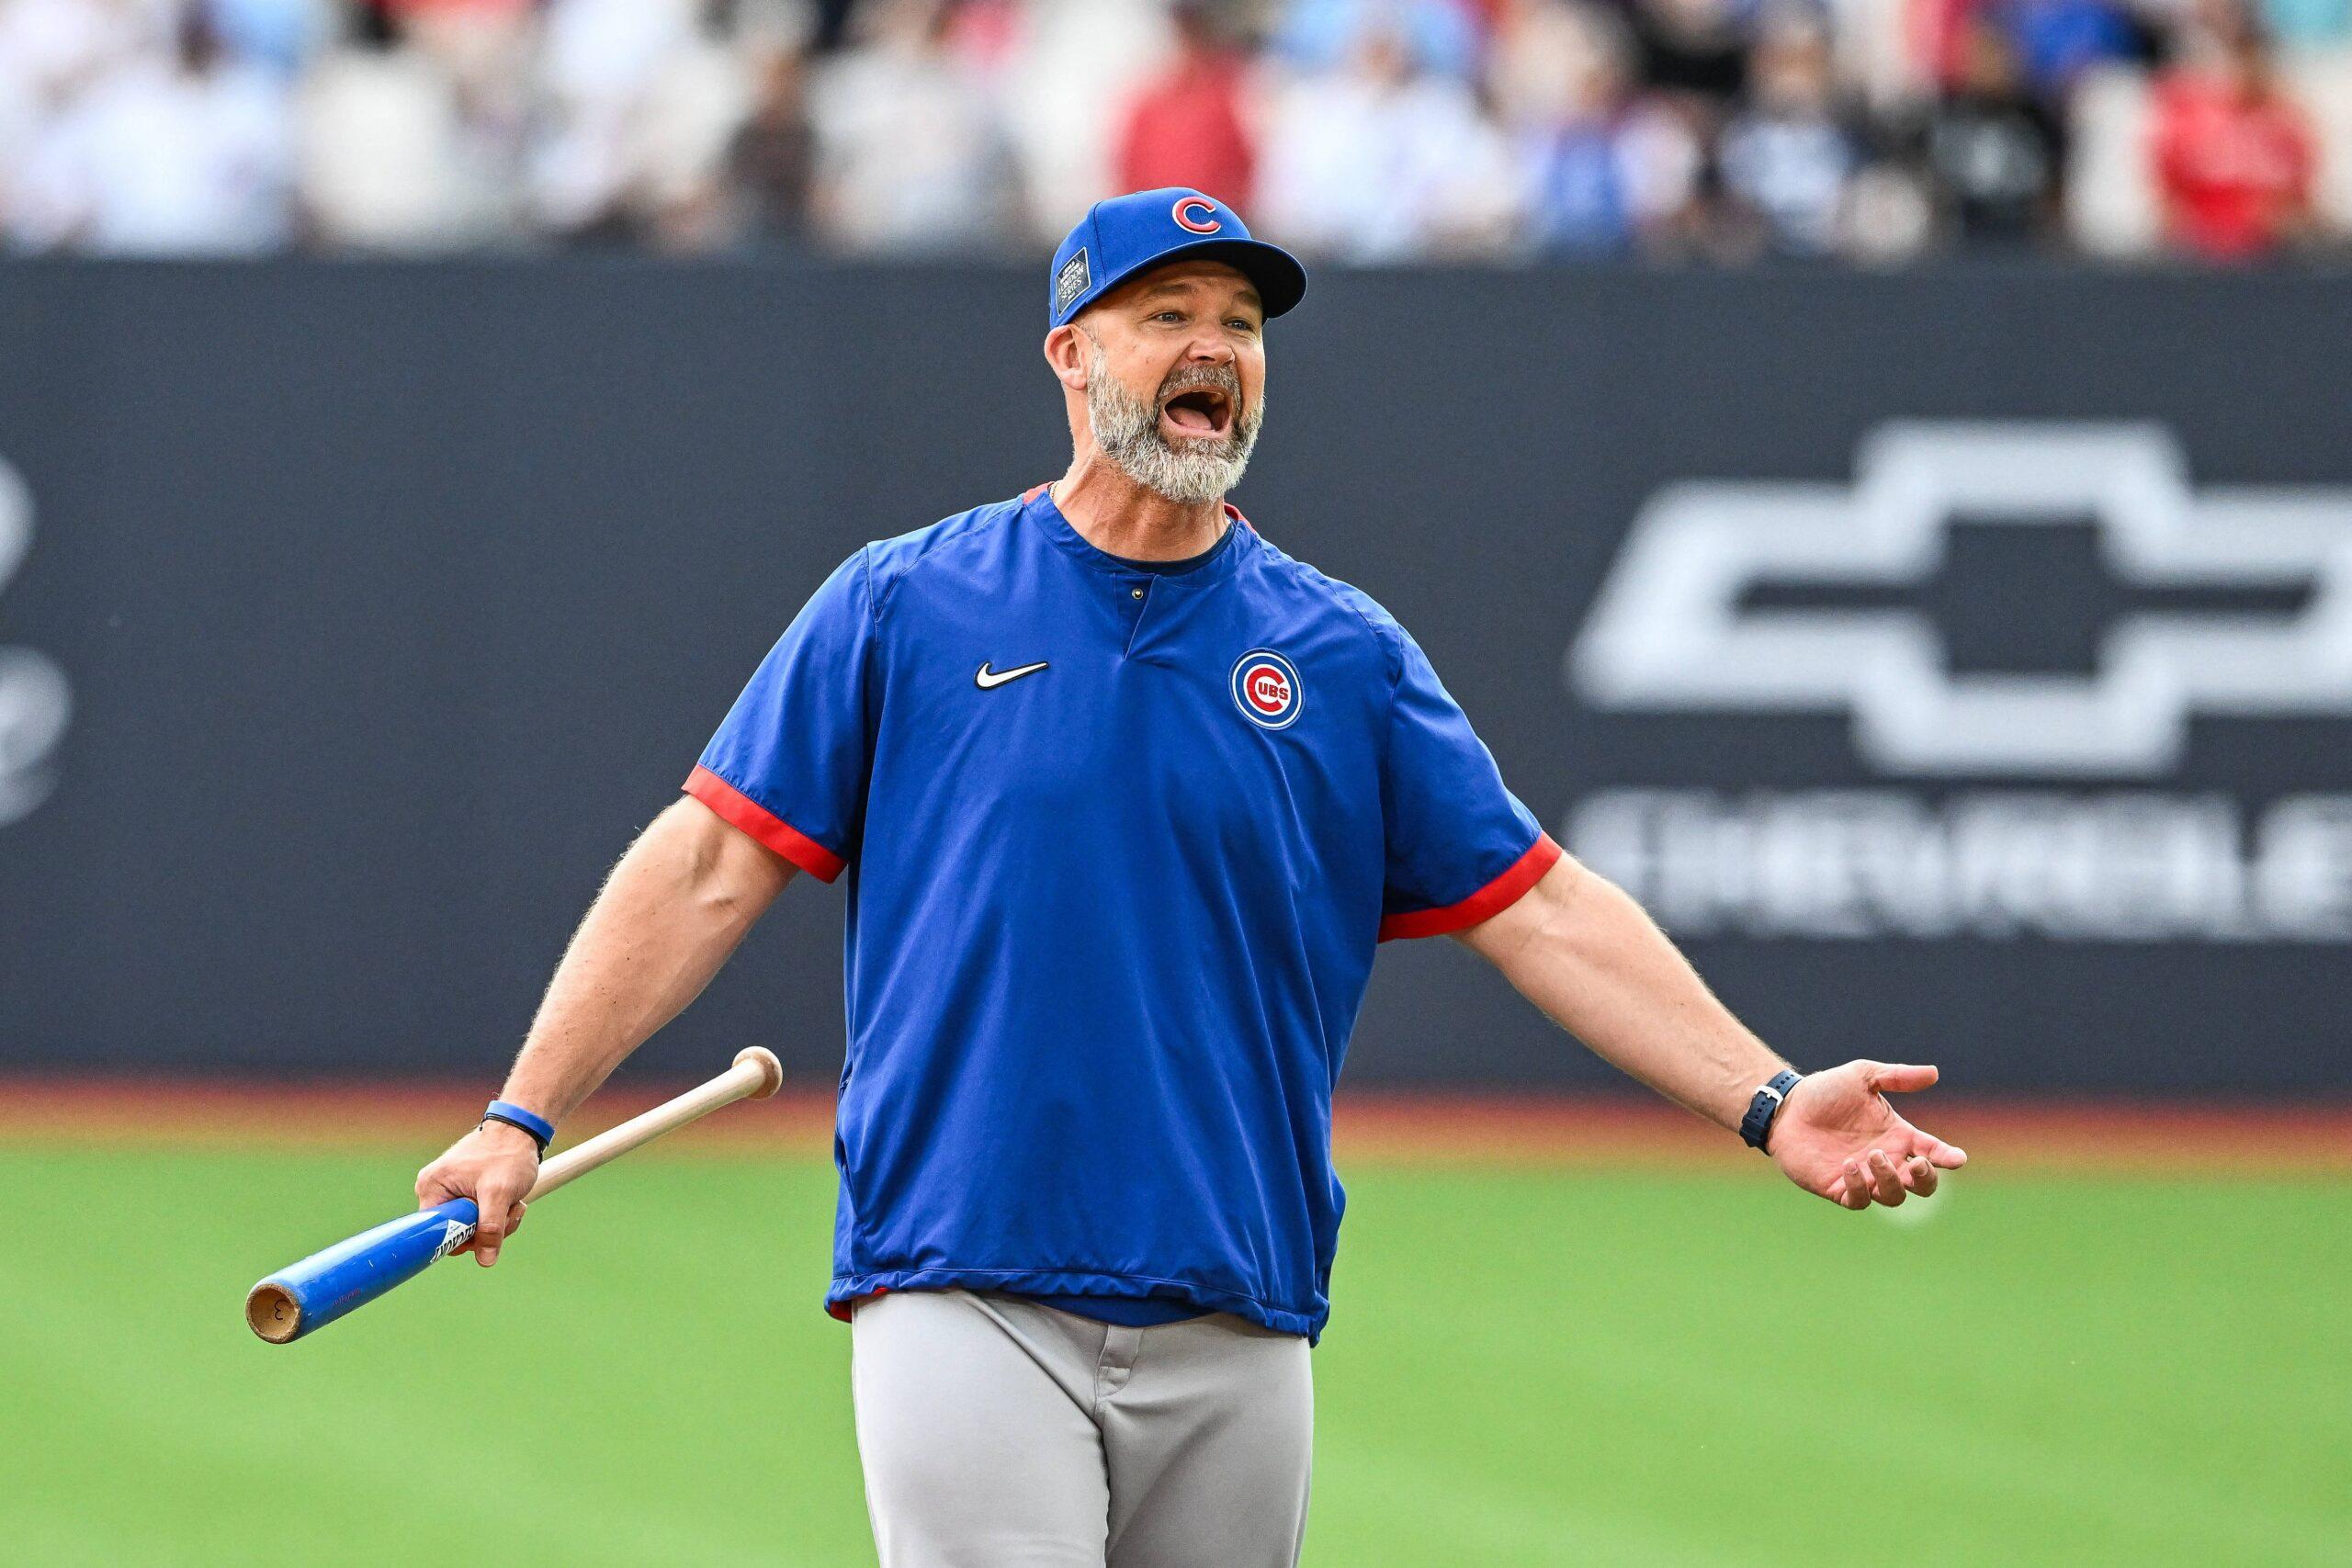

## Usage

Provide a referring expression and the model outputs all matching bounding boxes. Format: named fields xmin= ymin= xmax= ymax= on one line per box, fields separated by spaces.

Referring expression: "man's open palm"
xmin=1770 ymin=1062 xmax=1968 ymax=1210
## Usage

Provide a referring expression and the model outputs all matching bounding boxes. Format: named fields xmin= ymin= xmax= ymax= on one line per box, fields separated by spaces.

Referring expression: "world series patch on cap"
xmin=1048 ymin=188 xmax=1308 ymax=328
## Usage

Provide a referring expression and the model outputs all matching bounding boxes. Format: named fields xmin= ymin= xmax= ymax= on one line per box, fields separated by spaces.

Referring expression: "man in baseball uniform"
xmin=417 ymin=187 xmax=1966 ymax=1567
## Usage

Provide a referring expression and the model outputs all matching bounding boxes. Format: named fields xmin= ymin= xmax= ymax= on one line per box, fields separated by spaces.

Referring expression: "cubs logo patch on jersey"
xmin=1231 ymin=649 xmax=1303 ymax=729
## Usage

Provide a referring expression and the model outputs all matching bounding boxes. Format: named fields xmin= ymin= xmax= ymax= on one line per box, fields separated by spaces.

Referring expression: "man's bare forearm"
xmin=494 ymin=795 xmax=796 ymax=1125
xmin=1454 ymin=854 xmax=1787 ymax=1131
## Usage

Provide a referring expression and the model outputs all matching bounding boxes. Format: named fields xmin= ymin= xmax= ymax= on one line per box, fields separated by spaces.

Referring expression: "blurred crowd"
xmin=3 ymin=0 xmax=2348 ymax=264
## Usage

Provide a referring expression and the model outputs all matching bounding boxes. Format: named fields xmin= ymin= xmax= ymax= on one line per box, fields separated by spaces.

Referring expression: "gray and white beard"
xmin=1083 ymin=343 xmax=1263 ymax=506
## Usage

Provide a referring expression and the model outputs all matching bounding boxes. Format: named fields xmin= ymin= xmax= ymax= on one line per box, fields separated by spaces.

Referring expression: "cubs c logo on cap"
xmin=1172 ymin=197 xmax=1223 ymax=235
xmin=1230 ymin=649 xmax=1302 ymax=730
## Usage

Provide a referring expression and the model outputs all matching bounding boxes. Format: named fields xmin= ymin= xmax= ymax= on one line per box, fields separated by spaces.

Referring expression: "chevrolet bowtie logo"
xmin=1571 ymin=423 xmax=2352 ymax=777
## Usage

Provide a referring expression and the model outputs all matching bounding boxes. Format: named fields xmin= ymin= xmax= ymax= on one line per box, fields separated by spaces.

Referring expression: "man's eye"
xmin=1227 ymin=320 xmax=1259 ymax=333
xmin=1153 ymin=311 xmax=1185 ymax=323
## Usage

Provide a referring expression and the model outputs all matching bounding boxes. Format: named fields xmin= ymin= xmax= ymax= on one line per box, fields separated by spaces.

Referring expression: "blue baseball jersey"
xmin=687 ymin=487 xmax=1557 ymax=1343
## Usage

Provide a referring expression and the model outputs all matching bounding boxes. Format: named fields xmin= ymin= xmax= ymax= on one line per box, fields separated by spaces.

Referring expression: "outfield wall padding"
xmin=1 ymin=259 xmax=2347 ymax=1090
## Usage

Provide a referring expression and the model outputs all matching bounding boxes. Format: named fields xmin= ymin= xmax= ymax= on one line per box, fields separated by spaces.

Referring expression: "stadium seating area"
xmin=2 ymin=0 xmax=2348 ymax=263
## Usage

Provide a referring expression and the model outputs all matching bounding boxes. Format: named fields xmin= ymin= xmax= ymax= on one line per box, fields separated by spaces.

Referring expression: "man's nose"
xmin=1182 ymin=331 xmax=1235 ymax=366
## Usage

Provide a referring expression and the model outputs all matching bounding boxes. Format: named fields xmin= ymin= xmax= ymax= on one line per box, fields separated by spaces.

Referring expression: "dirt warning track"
xmin=1 ymin=1077 xmax=2344 ymax=1172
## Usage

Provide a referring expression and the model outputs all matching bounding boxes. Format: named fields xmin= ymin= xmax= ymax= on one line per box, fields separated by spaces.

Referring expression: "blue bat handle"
xmin=246 ymin=1198 xmax=481 ymax=1343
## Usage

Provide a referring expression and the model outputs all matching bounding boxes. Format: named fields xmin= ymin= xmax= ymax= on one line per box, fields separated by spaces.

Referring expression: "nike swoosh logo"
xmin=975 ymin=660 xmax=1050 ymax=690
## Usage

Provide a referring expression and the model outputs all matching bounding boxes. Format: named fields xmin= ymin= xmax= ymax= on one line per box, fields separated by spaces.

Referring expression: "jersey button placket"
xmin=1116 ymin=576 xmax=1151 ymax=655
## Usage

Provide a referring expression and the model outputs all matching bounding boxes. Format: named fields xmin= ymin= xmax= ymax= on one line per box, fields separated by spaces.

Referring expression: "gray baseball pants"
xmin=849 ymin=1289 xmax=1314 ymax=1567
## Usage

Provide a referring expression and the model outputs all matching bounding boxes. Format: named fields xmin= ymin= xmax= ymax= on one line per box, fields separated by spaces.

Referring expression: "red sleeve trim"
xmin=684 ymin=765 xmax=847 ymax=883
xmin=1378 ymin=833 xmax=1563 ymax=942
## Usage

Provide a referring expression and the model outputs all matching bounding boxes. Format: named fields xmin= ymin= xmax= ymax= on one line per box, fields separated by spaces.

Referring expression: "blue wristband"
xmin=482 ymin=1100 xmax=555 ymax=1155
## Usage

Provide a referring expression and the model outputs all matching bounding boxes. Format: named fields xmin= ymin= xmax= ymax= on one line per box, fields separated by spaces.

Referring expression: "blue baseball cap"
xmin=1048 ymin=188 xmax=1308 ymax=329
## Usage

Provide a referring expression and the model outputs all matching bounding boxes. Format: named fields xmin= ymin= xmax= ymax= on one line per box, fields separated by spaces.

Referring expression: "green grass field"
xmin=5 ymin=1145 xmax=2345 ymax=1567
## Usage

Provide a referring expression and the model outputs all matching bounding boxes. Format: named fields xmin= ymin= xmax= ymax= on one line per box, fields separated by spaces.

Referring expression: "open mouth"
xmin=1159 ymin=386 xmax=1235 ymax=440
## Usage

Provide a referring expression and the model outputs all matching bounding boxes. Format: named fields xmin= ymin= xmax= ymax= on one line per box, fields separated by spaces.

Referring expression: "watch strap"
xmin=1739 ymin=1070 xmax=1803 ymax=1152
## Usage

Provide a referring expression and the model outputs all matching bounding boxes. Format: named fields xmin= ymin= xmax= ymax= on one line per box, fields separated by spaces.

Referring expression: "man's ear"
xmin=1043 ymin=323 xmax=1090 ymax=393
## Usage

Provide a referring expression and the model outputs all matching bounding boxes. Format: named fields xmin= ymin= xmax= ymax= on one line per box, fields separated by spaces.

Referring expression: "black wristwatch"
xmin=1738 ymin=1070 xmax=1803 ymax=1152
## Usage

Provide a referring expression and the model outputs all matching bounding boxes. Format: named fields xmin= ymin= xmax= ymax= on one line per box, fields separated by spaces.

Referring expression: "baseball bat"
xmin=245 ymin=1046 xmax=784 ymax=1345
